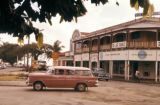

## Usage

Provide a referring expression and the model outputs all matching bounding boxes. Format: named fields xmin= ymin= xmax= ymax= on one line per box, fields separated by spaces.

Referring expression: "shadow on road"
xmin=25 ymin=88 xmax=80 ymax=93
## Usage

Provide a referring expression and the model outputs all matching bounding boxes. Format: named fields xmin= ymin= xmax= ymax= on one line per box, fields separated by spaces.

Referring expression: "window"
xmin=46 ymin=69 xmax=54 ymax=74
xmin=75 ymin=70 xmax=91 ymax=76
xmin=131 ymin=32 xmax=140 ymax=39
xmin=66 ymin=70 xmax=75 ymax=75
xmin=82 ymin=70 xmax=91 ymax=76
xmin=55 ymin=69 xmax=65 ymax=75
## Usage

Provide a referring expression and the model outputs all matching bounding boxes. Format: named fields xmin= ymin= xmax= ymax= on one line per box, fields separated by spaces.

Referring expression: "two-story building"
xmin=71 ymin=17 xmax=160 ymax=82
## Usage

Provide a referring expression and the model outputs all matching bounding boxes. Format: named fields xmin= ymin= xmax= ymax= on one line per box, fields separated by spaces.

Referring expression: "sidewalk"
xmin=0 ymin=81 xmax=26 ymax=87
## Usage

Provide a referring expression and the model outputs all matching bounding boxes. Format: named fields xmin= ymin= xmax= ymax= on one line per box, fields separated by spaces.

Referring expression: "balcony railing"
xmin=75 ymin=48 xmax=81 ymax=53
xmin=129 ymin=41 xmax=157 ymax=48
xmin=100 ymin=44 xmax=111 ymax=50
xmin=91 ymin=46 xmax=98 ymax=52
xmin=82 ymin=47 xmax=89 ymax=52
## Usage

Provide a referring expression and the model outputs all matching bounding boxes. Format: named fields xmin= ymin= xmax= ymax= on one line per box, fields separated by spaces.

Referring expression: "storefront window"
xmin=113 ymin=61 xmax=124 ymax=75
xmin=75 ymin=61 xmax=81 ymax=67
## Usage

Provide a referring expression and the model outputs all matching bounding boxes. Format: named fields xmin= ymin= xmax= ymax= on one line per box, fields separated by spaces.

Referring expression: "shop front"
xmin=129 ymin=50 xmax=157 ymax=81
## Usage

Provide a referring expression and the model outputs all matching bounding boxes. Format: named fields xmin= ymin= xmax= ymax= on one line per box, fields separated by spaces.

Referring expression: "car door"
xmin=65 ymin=70 xmax=77 ymax=88
xmin=50 ymin=69 xmax=66 ymax=88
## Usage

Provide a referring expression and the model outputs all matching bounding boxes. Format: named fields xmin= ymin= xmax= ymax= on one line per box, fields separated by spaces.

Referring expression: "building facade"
xmin=73 ymin=17 xmax=160 ymax=82
xmin=59 ymin=17 xmax=160 ymax=82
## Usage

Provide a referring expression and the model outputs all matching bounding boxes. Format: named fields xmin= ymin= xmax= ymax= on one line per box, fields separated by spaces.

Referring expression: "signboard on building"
xmin=52 ymin=52 xmax=60 ymax=60
xmin=74 ymin=54 xmax=81 ymax=61
xmin=129 ymin=50 xmax=156 ymax=61
xmin=111 ymin=51 xmax=128 ymax=60
xmin=99 ymin=51 xmax=127 ymax=60
xmin=90 ymin=53 xmax=98 ymax=62
xmin=157 ymin=41 xmax=160 ymax=47
xmin=112 ymin=41 xmax=127 ymax=49
xmin=82 ymin=53 xmax=89 ymax=61
xmin=99 ymin=52 xmax=111 ymax=60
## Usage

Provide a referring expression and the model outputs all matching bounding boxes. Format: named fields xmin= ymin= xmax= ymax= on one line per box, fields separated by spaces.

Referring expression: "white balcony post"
xmin=109 ymin=60 xmax=113 ymax=78
xmin=127 ymin=61 xmax=130 ymax=80
xmin=155 ymin=61 xmax=158 ymax=82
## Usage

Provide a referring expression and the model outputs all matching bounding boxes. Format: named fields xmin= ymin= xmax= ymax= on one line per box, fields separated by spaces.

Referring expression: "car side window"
xmin=46 ymin=69 xmax=54 ymax=74
xmin=75 ymin=70 xmax=91 ymax=76
xmin=55 ymin=69 xmax=64 ymax=75
xmin=82 ymin=70 xmax=91 ymax=76
xmin=66 ymin=70 xmax=75 ymax=75
xmin=75 ymin=70 xmax=82 ymax=76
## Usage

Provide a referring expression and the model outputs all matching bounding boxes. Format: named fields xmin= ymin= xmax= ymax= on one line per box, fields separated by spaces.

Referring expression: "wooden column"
xmin=89 ymin=38 xmax=92 ymax=69
xmin=97 ymin=37 xmax=100 ymax=70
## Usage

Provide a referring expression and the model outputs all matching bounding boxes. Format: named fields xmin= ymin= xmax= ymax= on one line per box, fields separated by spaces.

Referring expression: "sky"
xmin=0 ymin=0 xmax=160 ymax=51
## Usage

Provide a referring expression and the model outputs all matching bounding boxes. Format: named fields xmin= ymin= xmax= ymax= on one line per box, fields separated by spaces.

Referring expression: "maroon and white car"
xmin=26 ymin=66 xmax=98 ymax=92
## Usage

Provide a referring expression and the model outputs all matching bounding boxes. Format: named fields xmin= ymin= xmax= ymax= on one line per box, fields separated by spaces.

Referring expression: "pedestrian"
xmin=135 ymin=70 xmax=140 ymax=82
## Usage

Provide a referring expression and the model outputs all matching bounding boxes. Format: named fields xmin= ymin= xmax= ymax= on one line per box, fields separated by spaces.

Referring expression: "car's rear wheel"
xmin=76 ymin=84 xmax=87 ymax=92
xmin=33 ymin=82 xmax=43 ymax=91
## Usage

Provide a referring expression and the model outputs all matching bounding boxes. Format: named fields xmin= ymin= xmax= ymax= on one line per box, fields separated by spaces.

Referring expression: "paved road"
xmin=0 ymin=81 xmax=160 ymax=105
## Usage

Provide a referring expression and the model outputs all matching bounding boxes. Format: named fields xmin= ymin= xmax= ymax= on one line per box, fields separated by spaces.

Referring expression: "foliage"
xmin=0 ymin=43 xmax=19 ymax=65
xmin=130 ymin=0 xmax=154 ymax=17
xmin=52 ymin=40 xmax=65 ymax=52
xmin=44 ymin=40 xmax=65 ymax=58
xmin=0 ymin=0 xmax=153 ymax=48
xmin=0 ymin=0 xmax=108 ymax=39
xmin=18 ymin=43 xmax=52 ymax=60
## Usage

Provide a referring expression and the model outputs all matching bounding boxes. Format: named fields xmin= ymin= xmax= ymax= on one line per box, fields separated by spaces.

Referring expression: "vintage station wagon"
xmin=26 ymin=66 xmax=98 ymax=92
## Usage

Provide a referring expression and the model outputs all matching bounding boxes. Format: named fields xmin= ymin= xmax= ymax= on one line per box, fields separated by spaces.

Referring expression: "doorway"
xmin=131 ymin=61 xmax=138 ymax=79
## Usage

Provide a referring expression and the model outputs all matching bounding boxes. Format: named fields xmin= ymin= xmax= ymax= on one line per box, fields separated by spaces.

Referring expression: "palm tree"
xmin=52 ymin=40 xmax=64 ymax=52
xmin=43 ymin=40 xmax=64 ymax=66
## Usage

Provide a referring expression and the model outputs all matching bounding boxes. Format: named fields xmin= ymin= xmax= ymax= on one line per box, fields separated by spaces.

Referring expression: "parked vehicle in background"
xmin=37 ymin=61 xmax=47 ymax=70
xmin=26 ymin=66 xmax=98 ymax=92
xmin=0 ymin=64 xmax=6 ymax=69
xmin=4 ymin=62 xmax=11 ymax=67
xmin=92 ymin=68 xmax=110 ymax=81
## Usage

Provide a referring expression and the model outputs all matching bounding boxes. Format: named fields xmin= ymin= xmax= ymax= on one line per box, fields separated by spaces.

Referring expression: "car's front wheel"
xmin=33 ymin=82 xmax=43 ymax=91
xmin=76 ymin=84 xmax=87 ymax=92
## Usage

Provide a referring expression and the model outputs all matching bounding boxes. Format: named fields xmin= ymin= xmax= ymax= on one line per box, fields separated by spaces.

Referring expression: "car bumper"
xmin=26 ymin=79 xmax=32 ymax=86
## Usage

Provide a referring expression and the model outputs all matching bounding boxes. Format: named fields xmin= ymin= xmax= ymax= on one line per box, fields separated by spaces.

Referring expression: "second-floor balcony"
xmin=100 ymin=44 xmax=111 ymax=50
xmin=75 ymin=48 xmax=81 ymax=53
xmin=91 ymin=46 xmax=98 ymax=52
xmin=82 ymin=47 xmax=89 ymax=52
xmin=128 ymin=41 xmax=157 ymax=49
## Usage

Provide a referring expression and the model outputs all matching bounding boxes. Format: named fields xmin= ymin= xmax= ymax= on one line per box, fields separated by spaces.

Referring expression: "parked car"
xmin=92 ymin=68 xmax=110 ymax=81
xmin=0 ymin=64 xmax=6 ymax=69
xmin=37 ymin=61 xmax=47 ymax=70
xmin=26 ymin=66 xmax=98 ymax=92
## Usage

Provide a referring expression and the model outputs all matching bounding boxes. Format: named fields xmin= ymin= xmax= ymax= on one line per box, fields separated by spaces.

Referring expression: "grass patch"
xmin=0 ymin=72 xmax=28 ymax=81
xmin=0 ymin=76 xmax=19 ymax=81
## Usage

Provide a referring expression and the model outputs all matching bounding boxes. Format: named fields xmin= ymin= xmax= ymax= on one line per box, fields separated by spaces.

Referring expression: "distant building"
xmin=58 ymin=17 xmax=160 ymax=82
